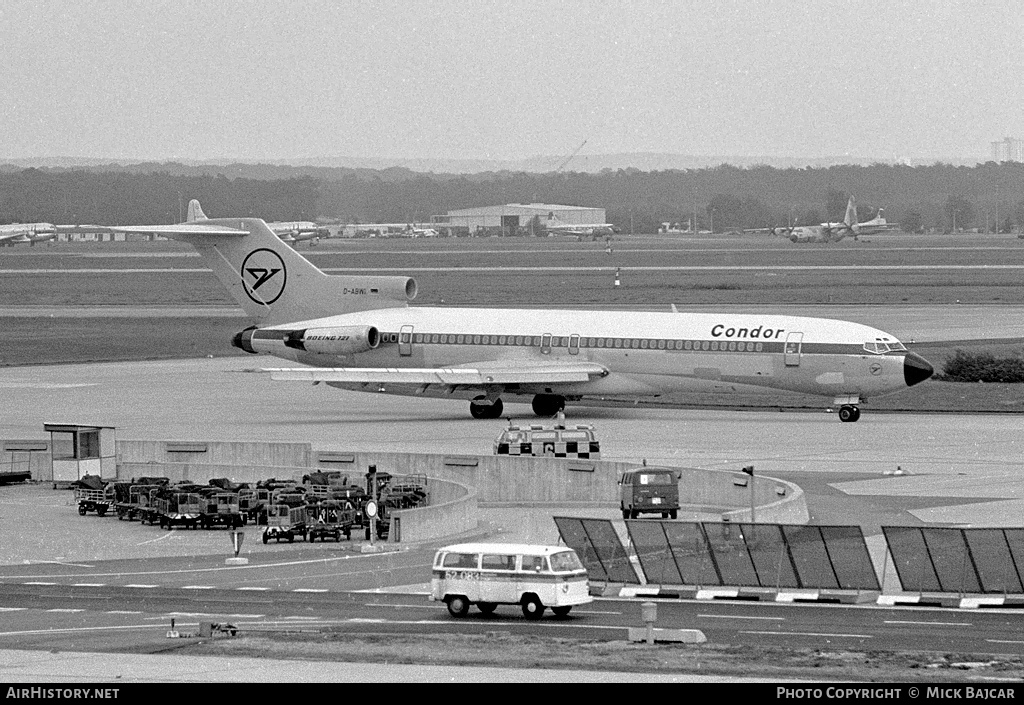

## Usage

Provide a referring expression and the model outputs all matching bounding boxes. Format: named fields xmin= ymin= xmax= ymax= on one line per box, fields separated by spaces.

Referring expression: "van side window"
xmin=521 ymin=555 xmax=547 ymax=572
xmin=443 ymin=552 xmax=478 ymax=569
xmin=482 ymin=554 xmax=516 ymax=571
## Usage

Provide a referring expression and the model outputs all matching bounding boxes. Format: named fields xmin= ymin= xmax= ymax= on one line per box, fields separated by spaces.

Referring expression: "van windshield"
xmin=549 ymin=551 xmax=585 ymax=572
xmin=639 ymin=472 xmax=675 ymax=485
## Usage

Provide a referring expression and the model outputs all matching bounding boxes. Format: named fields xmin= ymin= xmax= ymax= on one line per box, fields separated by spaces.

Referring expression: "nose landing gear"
xmin=531 ymin=394 xmax=566 ymax=417
xmin=838 ymin=405 xmax=861 ymax=422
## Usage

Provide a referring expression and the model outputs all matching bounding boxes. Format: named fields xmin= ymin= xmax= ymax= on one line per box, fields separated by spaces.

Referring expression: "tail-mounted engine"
xmin=283 ymin=326 xmax=380 ymax=355
xmin=232 ymin=325 xmax=380 ymax=356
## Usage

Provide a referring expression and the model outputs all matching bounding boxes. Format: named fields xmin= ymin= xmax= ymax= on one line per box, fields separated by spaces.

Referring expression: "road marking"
xmin=236 ymin=587 xmax=270 ymax=591
xmin=988 ymin=639 xmax=1024 ymax=645
xmin=181 ymin=586 xmax=215 ymax=590
xmin=742 ymin=630 xmax=871 ymax=639
xmin=105 ymin=611 xmax=141 ymax=615
xmin=23 ymin=582 xmax=56 ymax=585
xmin=884 ymin=620 xmax=972 ymax=627
xmin=0 ymin=608 xmax=26 ymax=612
xmin=292 ymin=588 xmax=329 ymax=593
xmin=0 ymin=624 xmax=169 ymax=637
xmin=46 ymin=609 xmax=84 ymax=613
xmin=124 ymin=584 xmax=159 ymax=588
xmin=699 ymin=614 xmax=785 ymax=621
xmin=72 ymin=583 xmax=105 ymax=587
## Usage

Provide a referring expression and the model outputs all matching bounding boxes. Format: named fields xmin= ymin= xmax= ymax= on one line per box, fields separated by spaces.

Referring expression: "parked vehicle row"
xmin=69 ymin=469 xmax=430 ymax=544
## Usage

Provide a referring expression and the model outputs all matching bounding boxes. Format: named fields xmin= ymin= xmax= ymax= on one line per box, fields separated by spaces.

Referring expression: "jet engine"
xmin=282 ymin=326 xmax=380 ymax=355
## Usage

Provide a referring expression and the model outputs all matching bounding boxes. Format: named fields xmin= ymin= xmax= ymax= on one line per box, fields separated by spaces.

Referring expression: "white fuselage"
xmin=249 ymin=306 xmax=920 ymax=405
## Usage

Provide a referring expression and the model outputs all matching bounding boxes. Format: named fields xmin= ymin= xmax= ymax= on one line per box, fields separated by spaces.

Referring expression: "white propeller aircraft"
xmin=116 ymin=201 xmax=933 ymax=422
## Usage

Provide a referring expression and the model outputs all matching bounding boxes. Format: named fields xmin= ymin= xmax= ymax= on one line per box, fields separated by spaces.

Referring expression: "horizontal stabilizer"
xmin=262 ymin=363 xmax=607 ymax=386
xmin=111 ymin=223 xmax=248 ymax=237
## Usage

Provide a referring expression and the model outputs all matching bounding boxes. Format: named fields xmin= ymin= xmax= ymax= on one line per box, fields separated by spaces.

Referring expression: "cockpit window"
xmin=863 ymin=340 xmax=908 ymax=354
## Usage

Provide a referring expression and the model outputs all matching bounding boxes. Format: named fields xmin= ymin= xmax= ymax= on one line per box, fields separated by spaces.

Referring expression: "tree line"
xmin=3 ymin=161 xmax=1024 ymax=233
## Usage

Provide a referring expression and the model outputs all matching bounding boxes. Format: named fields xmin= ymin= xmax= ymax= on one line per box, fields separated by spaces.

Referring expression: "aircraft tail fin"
xmin=187 ymin=199 xmax=208 ymax=222
xmin=122 ymin=201 xmax=416 ymax=325
xmin=844 ymin=196 xmax=858 ymax=227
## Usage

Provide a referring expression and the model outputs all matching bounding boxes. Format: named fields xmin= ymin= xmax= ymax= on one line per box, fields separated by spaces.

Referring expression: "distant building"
xmin=435 ymin=203 xmax=606 ymax=234
xmin=990 ymin=137 xmax=1024 ymax=163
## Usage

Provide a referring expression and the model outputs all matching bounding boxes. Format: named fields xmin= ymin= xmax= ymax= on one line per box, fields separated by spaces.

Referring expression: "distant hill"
xmin=0 ymin=152 xmax=981 ymax=175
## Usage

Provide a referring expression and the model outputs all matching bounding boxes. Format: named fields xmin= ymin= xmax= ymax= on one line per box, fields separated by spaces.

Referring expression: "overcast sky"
xmin=1 ymin=0 xmax=1021 ymax=163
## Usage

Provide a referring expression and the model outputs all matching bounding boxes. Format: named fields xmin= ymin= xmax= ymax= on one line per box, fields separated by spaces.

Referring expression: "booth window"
xmin=51 ymin=432 xmax=76 ymax=460
xmin=78 ymin=430 xmax=100 ymax=458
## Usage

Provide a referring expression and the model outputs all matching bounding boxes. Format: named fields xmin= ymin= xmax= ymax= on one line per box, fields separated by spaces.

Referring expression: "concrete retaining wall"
xmin=388 ymin=478 xmax=477 ymax=543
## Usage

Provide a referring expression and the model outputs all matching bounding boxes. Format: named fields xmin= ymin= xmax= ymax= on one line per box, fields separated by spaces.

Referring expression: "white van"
xmin=430 ymin=542 xmax=593 ymax=619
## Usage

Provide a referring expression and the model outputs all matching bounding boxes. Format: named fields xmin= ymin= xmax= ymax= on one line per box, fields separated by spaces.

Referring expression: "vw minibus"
xmin=430 ymin=543 xmax=592 ymax=619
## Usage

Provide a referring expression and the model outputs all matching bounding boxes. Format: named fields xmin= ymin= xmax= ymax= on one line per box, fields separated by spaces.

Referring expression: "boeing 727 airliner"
xmin=116 ymin=201 xmax=933 ymax=422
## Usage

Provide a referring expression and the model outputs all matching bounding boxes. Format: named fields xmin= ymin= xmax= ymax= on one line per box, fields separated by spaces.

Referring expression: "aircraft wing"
xmin=261 ymin=361 xmax=608 ymax=386
xmin=110 ymin=224 xmax=249 ymax=236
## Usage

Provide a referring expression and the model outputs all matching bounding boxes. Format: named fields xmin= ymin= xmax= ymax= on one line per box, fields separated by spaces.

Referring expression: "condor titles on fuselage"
xmin=116 ymin=201 xmax=933 ymax=422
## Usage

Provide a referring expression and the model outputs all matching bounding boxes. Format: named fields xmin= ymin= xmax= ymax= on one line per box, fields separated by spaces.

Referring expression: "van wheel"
xmin=521 ymin=595 xmax=545 ymax=620
xmin=446 ymin=596 xmax=470 ymax=617
xmin=621 ymin=506 xmax=629 ymax=520
xmin=669 ymin=509 xmax=678 ymax=520
xmin=477 ymin=602 xmax=497 ymax=615
xmin=551 ymin=606 xmax=572 ymax=618
xmin=629 ymin=509 xmax=638 ymax=519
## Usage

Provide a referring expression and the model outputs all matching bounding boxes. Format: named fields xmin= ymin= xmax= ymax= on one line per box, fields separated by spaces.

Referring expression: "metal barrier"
xmin=883 ymin=526 xmax=1024 ymax=594
xmin=553 ymin=517 xmax=640 ymax=584
xmin=554 ymin=517 xmax=878 ymax=590
xmin=627 ymin=521 xmax=879 ymax=590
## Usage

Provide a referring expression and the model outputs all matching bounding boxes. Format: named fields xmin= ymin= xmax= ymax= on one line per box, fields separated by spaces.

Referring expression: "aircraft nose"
xmin=904 ymin=352 xmax=934 ymax=387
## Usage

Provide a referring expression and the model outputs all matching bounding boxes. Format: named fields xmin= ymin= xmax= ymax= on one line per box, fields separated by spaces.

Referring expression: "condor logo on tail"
xmin=241 ymin=248 xmax=287 ymax=305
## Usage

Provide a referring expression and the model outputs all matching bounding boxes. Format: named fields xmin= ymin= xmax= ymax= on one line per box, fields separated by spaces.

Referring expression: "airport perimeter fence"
xmin=556 ymin=518 xmax=1024 ymax=595
xmin=883 ymin=526 xmax=1024 ymax=594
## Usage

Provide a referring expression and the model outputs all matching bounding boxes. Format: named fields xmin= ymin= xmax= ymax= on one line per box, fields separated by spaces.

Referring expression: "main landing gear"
xmin=838 ymin=405 xmax=861 ymax=423
xmin=470 ymin=395 xmax=504 ymax=419
xmin=531 ymin=394 xmax=565 ymax=417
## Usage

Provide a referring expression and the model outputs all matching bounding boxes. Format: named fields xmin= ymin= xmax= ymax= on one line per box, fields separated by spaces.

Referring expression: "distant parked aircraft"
xmin=266 ymin=221 xmax=330 ymax=247
xmin=0 ymin=222 xmax=57 ymax=246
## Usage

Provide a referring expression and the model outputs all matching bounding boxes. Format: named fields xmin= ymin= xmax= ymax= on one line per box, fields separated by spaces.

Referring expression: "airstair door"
xmin=568 ymin=334 xmax=580 ymax=355
xmin=784 ymin=332 xmax=803 ymax=366
xmin=541 ymin=334 xmax=552 ymax=354
xmin=399 ymin=325 xmax=414 ymax=357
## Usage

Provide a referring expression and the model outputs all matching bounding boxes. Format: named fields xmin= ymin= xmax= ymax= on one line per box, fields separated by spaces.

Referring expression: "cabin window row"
xmin=406 ymin=332 xmax=766 ymax=352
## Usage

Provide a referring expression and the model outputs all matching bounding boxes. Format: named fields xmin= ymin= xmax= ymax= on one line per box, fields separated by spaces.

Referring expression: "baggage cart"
xmin=305 ymin=500 xmax=356 ymax=542
xmin=199 ymin=492 xmax=244 ymax=529
xmin=75 ymin=485 xmax=114 ymax=517
xmin=156 ymin=492 xmax=202 ymax=530
xmin=262 ymin=503 xmax=307 ymax=543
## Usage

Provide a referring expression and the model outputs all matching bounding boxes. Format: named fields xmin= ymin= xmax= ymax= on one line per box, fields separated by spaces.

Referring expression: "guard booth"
xmin=43 ymin=423 xmax=116 ymax=487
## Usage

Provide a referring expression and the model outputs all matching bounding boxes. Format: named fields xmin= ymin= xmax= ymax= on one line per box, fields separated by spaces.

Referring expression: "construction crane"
xmin=555 ymin=140 xmax=587 ymax=173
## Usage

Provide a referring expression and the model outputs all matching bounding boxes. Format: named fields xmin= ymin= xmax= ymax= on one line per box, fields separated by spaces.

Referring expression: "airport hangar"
xmin=433 ymin=203 xmax=606 ymax=234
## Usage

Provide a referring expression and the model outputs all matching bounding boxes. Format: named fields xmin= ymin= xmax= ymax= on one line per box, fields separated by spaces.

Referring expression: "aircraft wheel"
xmin=470 ymin=395 xmax=503 ymax=419
xmin=839 ymin=405 xmax=861 ymax=422
xmin=551 ymin=606 xmax=572 ymax=618
xmin=531 ymin=394 xmax=565 ymax=417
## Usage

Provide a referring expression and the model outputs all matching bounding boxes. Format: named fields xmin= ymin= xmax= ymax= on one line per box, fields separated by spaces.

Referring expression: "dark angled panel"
xmin=1002 ymin=529 xmax=1024 ymax=594
xmin=663 ymin=521 xmax=722 ymax=586
xmin=740 ymin=523 xmax=799 ymax=588
xmin=883 ymin=526 xmax=940 ymax=592
xmin=922 ymin=528 xmax=980 ymax=594
xmin=626 ymin=520 xmax=683 ymax=586
xmin=782 ymin=525 xmax=839 ymax=589
xmin=581 ymin=517 xmax=640 ymax=584
xmin=701 ymin=521 xmax=759 ymax=587
xmin=553 ymin=517 xmax=602 ymax=576
xmin=819 ymin=525 xmax=879 ymax=591
xmin=965 ymin=529 xmax=1024 ymax=594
